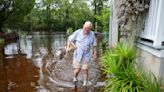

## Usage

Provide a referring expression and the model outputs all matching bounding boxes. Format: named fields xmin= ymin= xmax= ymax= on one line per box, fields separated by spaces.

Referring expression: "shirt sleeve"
xmin=68 ymin=30 xmax=80 ymax=42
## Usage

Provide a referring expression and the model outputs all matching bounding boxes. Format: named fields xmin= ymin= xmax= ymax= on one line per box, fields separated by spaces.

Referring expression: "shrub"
xmin=101 ymin=43 xmax=161 ymax=92
xmin=101 ymin=44 xmax=136 ymax=75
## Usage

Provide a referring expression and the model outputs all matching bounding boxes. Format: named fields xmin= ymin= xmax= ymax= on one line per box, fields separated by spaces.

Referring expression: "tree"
xmin=0 ymin=0 xmax=35 ymax=31
xmin=23 ymin=0 xmax=94 ymax=32
xmin=92 ymin=0 xmax=109 ymax=32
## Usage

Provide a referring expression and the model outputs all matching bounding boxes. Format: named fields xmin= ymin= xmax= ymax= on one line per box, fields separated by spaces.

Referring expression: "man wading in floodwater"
xmin=67 ymin=21 xmax=97 ymax=86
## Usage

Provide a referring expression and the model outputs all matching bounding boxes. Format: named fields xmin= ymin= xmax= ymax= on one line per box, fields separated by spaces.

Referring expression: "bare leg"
xmin=83 ymin=69 xmax=88 ymax=81
xmin=74 ymin=68 xmax=81 ymax=80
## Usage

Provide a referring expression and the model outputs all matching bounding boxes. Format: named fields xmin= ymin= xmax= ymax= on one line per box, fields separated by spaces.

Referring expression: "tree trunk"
xmin=0 ymin=23 xmax=2 ymax=32
xmin=0 ymin=44 xmax=4 ymax=66
xmin=94 ymin=0 xmax=97 ymax=31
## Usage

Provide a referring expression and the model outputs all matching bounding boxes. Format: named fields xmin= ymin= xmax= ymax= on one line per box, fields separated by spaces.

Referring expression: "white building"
xmin=109 ymin=0 xmax=164 ymax=82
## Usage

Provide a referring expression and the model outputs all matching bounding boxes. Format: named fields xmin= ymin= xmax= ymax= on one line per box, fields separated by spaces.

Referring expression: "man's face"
xmin=83 ymin=25 xmax=91 ymax=35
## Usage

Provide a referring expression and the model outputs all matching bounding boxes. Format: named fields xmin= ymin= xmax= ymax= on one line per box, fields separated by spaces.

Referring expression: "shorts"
xmin=73 ymin=59 xmax=89 ymax=70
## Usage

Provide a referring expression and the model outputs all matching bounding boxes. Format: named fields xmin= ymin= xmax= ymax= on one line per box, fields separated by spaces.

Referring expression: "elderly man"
xmin=68 ymin=21 xmax=97 ymax=86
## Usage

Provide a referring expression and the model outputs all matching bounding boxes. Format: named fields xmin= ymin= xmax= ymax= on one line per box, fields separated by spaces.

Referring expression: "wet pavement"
xmin=0 ymin=32 xmax=103 ymax=92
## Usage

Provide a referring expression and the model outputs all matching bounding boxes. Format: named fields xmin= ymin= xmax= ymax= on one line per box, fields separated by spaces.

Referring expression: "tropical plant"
xmin=104 ymin=67 xmax=144 ymax=92
xmin=101 ymin=43 xmax=161 ymax=92
xmin=101 ymin=44 xmax=136 ymax=75
xmin=141 ymin=70 xmax=161 ymax=92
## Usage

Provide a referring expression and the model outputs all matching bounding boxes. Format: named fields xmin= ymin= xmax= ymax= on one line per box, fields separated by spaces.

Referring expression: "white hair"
xmin=84 ymin=21 xmax=93 ymax=28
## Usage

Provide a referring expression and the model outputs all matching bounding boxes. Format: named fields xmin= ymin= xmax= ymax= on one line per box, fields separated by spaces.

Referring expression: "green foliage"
xmin=0 ymin=38 xmax=4 ymax=44
xmin=108 ymin=69 xmax=161 ymax=92
xmin=141 ymin=70 xmax=161 ymax=92
xmin=92 ymin=0 xmax=109 ymax=32
xmin=10 ymin=0 xmax=35 ymax=23
xmin=104 ymin=67 xmax=145 ymax=92
xmin=18 ymin=30 xmax=27 ymax=38
xmin=95 ymin=5 xmax=110 ymax=32
xmin=23 ymin=0 xmax=94 ymax=31
xmin=101 ymin=44 xmax=161 ymax=92
xmin=0 ymin=0 xmax=35 ymax=30
xmin=101 ymin=44 xmax=136 ymax=74
xmin=2 ymin=28 xmax=12 ymax=33
xmin=66 ymin=27 xmax=73 ymax=35
xmin=1 ymin=0 xmax=110 ymax=32
xmin=22 ymin=0 xmax=109 ymax=32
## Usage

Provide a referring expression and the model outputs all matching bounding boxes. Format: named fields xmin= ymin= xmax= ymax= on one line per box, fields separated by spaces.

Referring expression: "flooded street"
xmin=0 ymin=32 xmax=103 ymax=92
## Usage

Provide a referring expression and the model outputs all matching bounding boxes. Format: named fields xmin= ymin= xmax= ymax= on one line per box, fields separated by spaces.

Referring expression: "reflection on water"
xmin=0 ymin=32 xmax=67 ymax=92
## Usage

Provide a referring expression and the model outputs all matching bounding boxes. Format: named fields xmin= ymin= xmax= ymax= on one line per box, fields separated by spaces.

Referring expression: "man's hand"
xmin=92 ymin=46 xmax=97 ymax=61
xmin=66 ymin=40 xmax=76 ymax=53
xmin=92 ymin=52 xmax=97 ymax=61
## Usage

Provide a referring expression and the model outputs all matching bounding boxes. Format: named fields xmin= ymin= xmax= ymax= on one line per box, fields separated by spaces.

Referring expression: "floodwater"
xmin=0 ymin=32 xmax=104 ymax=92
xmin=0 ymin=32 xmax=67 ymax=92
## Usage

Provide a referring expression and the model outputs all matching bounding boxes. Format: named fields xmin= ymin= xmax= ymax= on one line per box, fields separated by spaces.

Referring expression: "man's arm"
xmin=92 ymin=46 xmax=97 ymax=61
xmin=66 ymin=30 xmax=79 ymax=52
xmin=92 ymin=32 xmax=98 ymax=61
xmin=66 ymin=39 xmax=76 ymax=51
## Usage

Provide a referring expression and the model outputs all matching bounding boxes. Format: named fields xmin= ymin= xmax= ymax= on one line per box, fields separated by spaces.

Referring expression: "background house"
xmin=109 ymin=0 xmax=164 ymax=83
